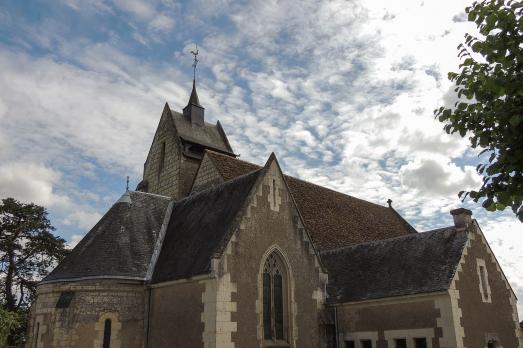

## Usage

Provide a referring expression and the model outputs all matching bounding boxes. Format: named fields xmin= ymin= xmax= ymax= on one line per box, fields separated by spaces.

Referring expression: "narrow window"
xmin=361 ymin=339 xmax=373 ymax=348
xmin=33 ymin=322 xmax=40 ymax=348
xmin=103 ymin=319 xmax=111 ymax=348
xmin=262 ymin=251 xmax=288 ymax=342
xmin=487 ymin=340 xmax=498 ymax=348
xmin=263 ymin=273 xmax=272 ymax=339
xmin=414 ymin=337 xmax=428 ymax=348
xmin=479 ymin=265 xmax=489 ymax=299
xmin=274 ymin=273 xmax=284 ymax=339
xmin=272 ymin=179 xmax=276 ymax=206
xmin=158 ymin=141 xmax=166 ymax=173
xmin=395 ymin=338 xmax=407 ymax=348
xmin=345 ymin=341 xmax=355 ymax=348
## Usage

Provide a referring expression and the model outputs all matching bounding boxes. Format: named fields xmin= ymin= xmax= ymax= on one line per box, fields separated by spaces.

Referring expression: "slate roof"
xmin=205 ymin=150 xmax=416 ymax=251
xmin=43 ymin=191 xmax=170 ymax=283
xmin=187 ymin=81 xmax=201 ymax=106
xmin=151 ymin=169 xmax=263 ymax=283
xmin=170 ymin=111 xmax=233 ymax=154
xmin=320 ymin=227 xmax=468 ymax=303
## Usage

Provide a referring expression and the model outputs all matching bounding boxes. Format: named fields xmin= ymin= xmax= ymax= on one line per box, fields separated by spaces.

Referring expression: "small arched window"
xmin=103 ymin=319 xmax=112 ymax=348
xmin=263 ymin=251 xmax=288 ymax=342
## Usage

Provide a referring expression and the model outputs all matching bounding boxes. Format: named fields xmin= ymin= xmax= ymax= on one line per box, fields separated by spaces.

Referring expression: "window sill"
xmin=264 ymin=339 xmax=289 ymax=347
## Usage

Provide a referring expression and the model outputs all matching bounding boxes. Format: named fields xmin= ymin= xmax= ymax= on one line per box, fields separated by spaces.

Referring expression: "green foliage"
xmin=435 ymin=0 xmax=523 ymax=221
xmin=0 ymin=198 xmax=68 ymax=345
xmin=0 ymin=307 xmax=21 ymax=348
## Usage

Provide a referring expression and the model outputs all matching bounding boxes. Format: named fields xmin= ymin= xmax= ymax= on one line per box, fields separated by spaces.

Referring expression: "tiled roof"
xmin=171 ymin=111 xmax=233 ymax=154
xmin=151 ymin=169 xmax=263 ymax=283
xmin=43 ymin=191 xmax=170 ymax=282
xmin=205 ymin=150 xmax=416 ymax=251
xmin=320 ymin=227 xmax=468 ymax=303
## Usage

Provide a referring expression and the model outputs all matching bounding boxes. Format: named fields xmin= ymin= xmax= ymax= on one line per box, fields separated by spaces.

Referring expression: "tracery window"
xmin=263 ymin=251 xmax=288 ymax=342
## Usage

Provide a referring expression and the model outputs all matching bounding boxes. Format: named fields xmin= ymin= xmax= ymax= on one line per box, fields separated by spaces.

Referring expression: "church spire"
xmin=183 ymin=44 xmax=205 ymax=125
xmin=188 ymin=79 xmax=201 ymax=107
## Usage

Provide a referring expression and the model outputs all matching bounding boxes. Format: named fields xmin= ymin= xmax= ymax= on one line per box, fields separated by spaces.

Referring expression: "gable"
xmin=204 ymin=150 xmax=416 ymax=251
xmin=190 ymin=152 xmax=224 ymax=192
xmin=140 ymin=104 xmax=183 ymax=198
xmin=448 ymin=220 xmax=522 ymax=347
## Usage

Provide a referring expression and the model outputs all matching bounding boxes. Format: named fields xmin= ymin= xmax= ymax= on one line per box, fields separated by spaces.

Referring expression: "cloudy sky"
xmin=0 ymin=0 xmax=522 ymax=314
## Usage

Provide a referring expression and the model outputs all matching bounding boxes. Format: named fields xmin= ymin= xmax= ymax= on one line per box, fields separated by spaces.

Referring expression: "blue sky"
xmin=0 ymin=0 xmax=522 ymax=313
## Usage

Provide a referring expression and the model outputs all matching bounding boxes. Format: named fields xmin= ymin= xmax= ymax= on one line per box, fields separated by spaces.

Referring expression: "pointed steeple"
xmin=183 ymin=45 xmax=205 ymax=126
xmin=188 ymin=79 xmax=201 ymax=107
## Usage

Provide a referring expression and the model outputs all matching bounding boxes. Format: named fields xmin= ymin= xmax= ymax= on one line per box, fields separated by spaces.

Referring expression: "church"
xmin=27 ymin=76 xmax=522 ymax=348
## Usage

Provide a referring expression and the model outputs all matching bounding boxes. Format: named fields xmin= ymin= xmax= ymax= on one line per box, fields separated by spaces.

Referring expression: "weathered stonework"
xmin=142 ymin=105 xmax=182 ymax=199
xmin=147 ymin=280 xmax=205 ymax=348
xmin=452 ymin=223 xmax=522 ymax=348
xmin=434 ymin=294 xmax=459 ymax=348
xmin=222 ymin=159 xmax=328 ymax=348
xmin=26 ymin=280 xmax=145 ymax=348
xmin=191 ymin=153 xmax=223 ymax=192
xmin=335 ymin=293 xmax=444 ymax=348
xmin=93 ymin=312 xmax=121 ymax=348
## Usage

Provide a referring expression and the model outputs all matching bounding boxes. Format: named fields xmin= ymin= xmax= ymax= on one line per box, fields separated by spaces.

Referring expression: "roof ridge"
xmin=205 ymin=149 xmax=261 ymax=168
xmin=130 ymin=190 xmax=171 ymax=200
xmin=176 ymin=167 xmax=265 ymax=205
xmin=170 ymin=110 xmax=218 ymax=128
xmin=285 ymin=175 xmax=390 ymax=209
xmin=207 ymin=150 xmax=394 ymax=210
xmin=422 ymin=225 xmax=455 ymax=233
xmin=320 ymin=228 xmax=458 ymax=255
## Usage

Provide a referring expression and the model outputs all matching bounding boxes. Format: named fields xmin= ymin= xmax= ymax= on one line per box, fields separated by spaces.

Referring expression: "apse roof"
xmin=43 ymin=191 xmax=170 ymax=283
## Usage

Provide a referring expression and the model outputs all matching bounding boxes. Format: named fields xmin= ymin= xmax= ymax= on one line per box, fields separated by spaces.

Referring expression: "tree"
xmin=0 ymin=307 xmax=20 ymax=347
xmin=0 ymin=197 xmax=68 ymax=345
xmin=434 ymin=0 xmax=523 ymax=221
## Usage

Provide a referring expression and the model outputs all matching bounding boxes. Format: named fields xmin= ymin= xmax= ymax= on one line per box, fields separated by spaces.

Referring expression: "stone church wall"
xmin=147 ymin=280 xmax=205 ymax=348
xmin=334 ymin=293 xmax=450 ymax=348
xmin=191 ymin=152 xmax=223 ymax=192
xmin=211 ymin=160 xmax=328 ymax=348
xmin=179 ymin=155 xmax=202 ymax=197
xmin=142 ymin=108 xmax=181 ymax=199
xmin=26 ymin=280 xmax=146 ymax=348
xmin=452 ymin=224 xmax=522 ymax=348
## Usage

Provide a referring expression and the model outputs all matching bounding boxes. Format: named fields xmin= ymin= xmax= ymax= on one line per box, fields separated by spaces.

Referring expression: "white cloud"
xmin=480 ymin=216 xmax=523 ymax=316
xmin=149 ymin=13 xmax=175 ymax=32
xmin=63 ymin=210 xmax=102 ymax=230
xmin=112 ymin=0 xmax=156 ymax=19
xmin=0 ymin=162 xmax=70 ymax=207
xmin=0 ymin=47 xmax=180 ymax=175
xmin=66 ymin=234 xmax=85 ymax=249
xmin=400 ymin=157 xmax=481 ymax=197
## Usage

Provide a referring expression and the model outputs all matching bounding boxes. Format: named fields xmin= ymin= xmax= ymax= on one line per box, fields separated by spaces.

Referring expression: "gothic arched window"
xmin=262 ymin=251 xmax=288 ymax=342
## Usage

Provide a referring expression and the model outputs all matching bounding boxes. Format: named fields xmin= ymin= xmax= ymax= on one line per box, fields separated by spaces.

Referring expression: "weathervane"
xmin=191 ymin=44 xmax=199 ymax=82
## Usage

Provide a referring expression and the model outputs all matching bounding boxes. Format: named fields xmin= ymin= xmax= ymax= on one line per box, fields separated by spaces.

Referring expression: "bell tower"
xmin=136 ymin=46 xmax=236 ymax=199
